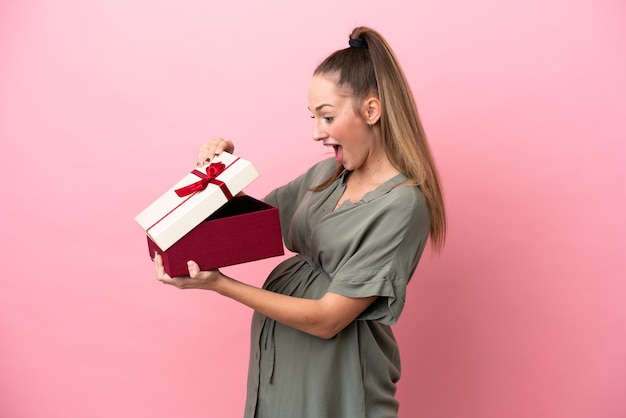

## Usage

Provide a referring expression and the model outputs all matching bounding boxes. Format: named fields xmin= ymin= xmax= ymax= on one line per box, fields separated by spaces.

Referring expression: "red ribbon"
xmin=174 ymin=162 xmax=233 ymax=200
xmin=146 ymin=159 xmax=239 ymax=235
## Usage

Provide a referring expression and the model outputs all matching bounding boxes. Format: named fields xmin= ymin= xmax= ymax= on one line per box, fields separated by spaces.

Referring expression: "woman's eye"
xmin=309 ymin=115 xmax=333 ymax=122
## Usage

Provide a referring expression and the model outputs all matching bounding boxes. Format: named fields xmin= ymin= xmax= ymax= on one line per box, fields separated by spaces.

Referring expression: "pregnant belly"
xmin=263 ymin=254 xmax=331 ymax=299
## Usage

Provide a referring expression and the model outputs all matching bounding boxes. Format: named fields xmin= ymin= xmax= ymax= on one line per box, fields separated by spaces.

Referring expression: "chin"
xmin=341 ymin=163 xmax=356 ymax=172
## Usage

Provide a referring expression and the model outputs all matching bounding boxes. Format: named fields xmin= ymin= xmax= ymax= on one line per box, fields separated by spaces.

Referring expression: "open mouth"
xmin=323 ymin=143 xmax=343 ymax=163
xmin=332 ymin=145 xmax=343 ymax=163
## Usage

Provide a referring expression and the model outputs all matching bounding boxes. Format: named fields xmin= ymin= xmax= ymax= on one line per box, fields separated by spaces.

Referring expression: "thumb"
xmin=187 ymin=260 xmax=201 ymax=278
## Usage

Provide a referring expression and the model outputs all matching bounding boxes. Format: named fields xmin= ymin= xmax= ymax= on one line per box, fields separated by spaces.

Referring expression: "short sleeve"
xmin=325 ymin=186 xmax=430 ymax=324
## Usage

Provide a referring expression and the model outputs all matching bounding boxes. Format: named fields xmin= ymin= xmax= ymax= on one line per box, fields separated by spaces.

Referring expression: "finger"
xmin=197 ymin=139 xmax=225 ymax=166
xmin=222 ymin=139 xmax=234 ymax=154
xmin=196 ymin=144 xmax=214 ymax=166
xmin=187 ymin=260 xmax=200 ymax=278
xmin=196 ymin=147 xmax=213 ymax=166
xmin=154 ymin=252 xmax=164 ymax=276
xmin=153 ymin=253 xmax=174 ymax=284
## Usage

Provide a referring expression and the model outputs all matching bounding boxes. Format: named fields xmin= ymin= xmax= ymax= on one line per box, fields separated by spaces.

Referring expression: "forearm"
xmin=213 ymin=273 xmax=374 ymax=339
xmin=155 ymin=254 xmax=375 ymax=339
xmin=213 ymin=274 xmax=333 ymax=338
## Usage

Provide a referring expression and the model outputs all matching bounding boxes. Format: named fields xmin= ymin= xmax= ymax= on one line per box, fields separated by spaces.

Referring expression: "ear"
xmin=363 ymin=96 xmax=381 ymax=126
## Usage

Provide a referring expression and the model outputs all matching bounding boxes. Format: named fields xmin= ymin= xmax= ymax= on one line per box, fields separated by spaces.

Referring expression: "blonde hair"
xmin=312 ymin=26 xmax=447 ymax=252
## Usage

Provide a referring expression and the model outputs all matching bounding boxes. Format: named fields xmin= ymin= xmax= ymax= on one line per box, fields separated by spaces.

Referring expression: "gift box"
xmin=135 ymin=152 xmax=259 ymax=251
xmin=135 ymin=152 xmax=284 ymax=276
xmin=147 ymin=195 xmax=284 ymax=277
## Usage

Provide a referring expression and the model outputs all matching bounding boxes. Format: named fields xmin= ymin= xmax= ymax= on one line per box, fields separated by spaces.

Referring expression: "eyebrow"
xmin=308 ymin=104 xmax=334 ymax=112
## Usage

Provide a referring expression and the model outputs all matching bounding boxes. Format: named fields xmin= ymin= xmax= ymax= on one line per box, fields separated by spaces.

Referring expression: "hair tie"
xmin=348 ymin=38 xmax=368 ymax=49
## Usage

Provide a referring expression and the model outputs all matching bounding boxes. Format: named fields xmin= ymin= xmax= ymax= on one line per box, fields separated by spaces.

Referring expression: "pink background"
xmin=1 ymin=1 xmax=625 ymax=417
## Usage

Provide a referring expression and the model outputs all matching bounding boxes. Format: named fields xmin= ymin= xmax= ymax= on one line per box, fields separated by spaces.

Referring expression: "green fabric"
xmin=245 ymin=158 xmax=430 ymax=418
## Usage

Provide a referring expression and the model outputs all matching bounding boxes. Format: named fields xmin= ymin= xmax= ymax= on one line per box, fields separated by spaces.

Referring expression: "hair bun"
xmin=348 ymin=38 xmax=368 ymax=49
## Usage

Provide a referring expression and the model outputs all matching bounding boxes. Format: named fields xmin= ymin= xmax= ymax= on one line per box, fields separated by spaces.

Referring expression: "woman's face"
xmin=308 ymin=74 xmax=378 ymax=172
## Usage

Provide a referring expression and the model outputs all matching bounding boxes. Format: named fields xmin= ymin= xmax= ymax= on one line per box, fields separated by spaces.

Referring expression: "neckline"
xmin=333 ymin=170 xmax=408 ymax=210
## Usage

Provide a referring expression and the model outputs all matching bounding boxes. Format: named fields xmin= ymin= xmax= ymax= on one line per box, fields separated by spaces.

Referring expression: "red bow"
xmin=174 ymin=162 xmax=233 ymax=200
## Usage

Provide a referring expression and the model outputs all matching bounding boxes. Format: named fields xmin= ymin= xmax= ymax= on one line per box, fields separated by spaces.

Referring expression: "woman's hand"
xmin=197 ymin=138 xmax=235 ymax=166
xmin=154 ymin=253 xmax=223 ymax=290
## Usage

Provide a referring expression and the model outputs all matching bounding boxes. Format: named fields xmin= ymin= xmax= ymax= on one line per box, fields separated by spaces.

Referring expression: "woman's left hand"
xmin=154 ymin=253 xmax=222 ymax=290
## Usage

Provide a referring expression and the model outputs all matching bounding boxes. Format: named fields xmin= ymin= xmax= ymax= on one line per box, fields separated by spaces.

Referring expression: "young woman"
xmin=155 ymin=26 xmax=446 ymax=418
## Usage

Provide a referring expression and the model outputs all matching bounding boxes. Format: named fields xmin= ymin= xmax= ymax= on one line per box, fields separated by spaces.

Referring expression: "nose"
xmin=312 ymin=119 xmax=328 ymax=142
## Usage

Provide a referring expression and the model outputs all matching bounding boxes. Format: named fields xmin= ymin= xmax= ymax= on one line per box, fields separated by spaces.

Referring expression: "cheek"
xmin=329 ymin=114 xmax=359 ymax=141
xmin=328 ymin=124 xmax=346 ymax=139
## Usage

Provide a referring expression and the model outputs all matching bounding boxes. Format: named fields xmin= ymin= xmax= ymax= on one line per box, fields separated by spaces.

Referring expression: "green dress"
xmin=245 ymin=158 xmax=430 ymax=418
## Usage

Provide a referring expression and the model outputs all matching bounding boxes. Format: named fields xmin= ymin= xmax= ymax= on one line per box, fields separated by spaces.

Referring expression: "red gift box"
xmin=148 ymin=195 xmax=284 ymax=277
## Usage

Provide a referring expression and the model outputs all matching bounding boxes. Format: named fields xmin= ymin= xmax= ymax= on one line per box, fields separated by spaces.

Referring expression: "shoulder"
xmin=370 ymin=181 xmax=427 ymax=214
xmin=395 ymin=184 xmax=427 ymax=212
xmin=369 ymin=183 xmax=430 ymax=234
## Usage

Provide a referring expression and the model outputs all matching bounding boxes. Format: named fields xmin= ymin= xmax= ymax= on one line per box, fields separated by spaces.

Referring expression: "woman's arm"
xmin=155 ymin=255 xmax=376 ymax=339
xmin=171 ymin=138 xmax=368 ymax=337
